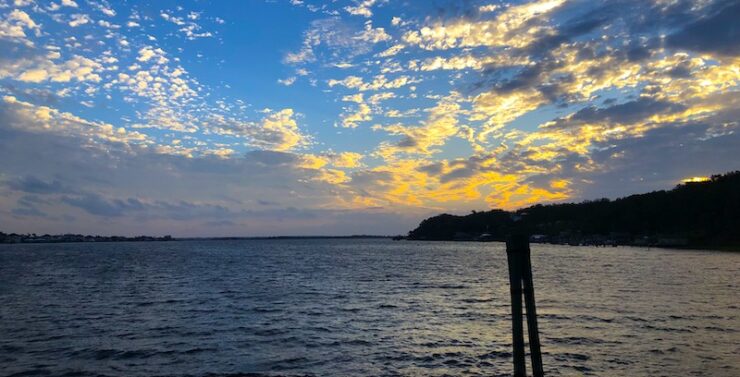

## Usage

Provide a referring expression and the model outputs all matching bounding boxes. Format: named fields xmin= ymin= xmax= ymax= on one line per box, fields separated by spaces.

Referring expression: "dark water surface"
xmin=1 ymin=239 xmax=738 ymax=376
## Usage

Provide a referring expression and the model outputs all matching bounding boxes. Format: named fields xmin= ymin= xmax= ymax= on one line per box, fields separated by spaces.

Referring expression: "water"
xmin=0 ymin=239 xmax=737 ymax=377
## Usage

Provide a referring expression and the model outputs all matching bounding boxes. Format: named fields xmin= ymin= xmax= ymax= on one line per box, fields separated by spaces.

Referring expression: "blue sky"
xmin=0 ymin=0 xmax=738 ymax=236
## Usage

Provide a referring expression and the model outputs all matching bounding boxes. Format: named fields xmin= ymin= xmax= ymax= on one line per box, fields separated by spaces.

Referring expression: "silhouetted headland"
xmin=405 ymin=171 xmax=740 ymax=250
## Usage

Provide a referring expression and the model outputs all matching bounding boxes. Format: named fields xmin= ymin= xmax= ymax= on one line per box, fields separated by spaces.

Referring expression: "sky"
xmin=0 ymin=0 xmax=738 ymax=236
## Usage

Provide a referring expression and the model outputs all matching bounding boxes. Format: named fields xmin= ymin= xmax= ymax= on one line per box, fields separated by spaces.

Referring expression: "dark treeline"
xmin=407 ymin=171 xmax=740 ymax=250
xmin=0 ymin=233 xmax=390 ymax=244
xmin=0 ymin=233 xmax=173 ymax=244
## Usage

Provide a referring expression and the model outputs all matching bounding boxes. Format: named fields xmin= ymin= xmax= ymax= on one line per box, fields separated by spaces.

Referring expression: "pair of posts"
xmin=505 ymin=234 xmax=544 ymax=377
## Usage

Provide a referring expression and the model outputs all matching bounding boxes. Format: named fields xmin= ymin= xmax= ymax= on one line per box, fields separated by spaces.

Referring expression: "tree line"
xmin=407 ymin=171 xmax=740 ymax=250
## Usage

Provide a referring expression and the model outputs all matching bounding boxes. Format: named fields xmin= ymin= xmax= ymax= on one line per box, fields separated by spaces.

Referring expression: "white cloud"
xmin=328 ymin=74 xmax=416 ymax=91
xmin=1 ymin=96 xmax=148 ymax=145
xmin=354 ymin=21 xmax=390 ymax=43
xmin=345 ymin=0 xmax=380 ymax=18
xmin=161 ymin=9 xmax=215 ymax=40
xmin=285 ymin=17 xmax=390 ymax=65
xmin=208 ymin=109 xmax=311 ymax=151
xmin=402 ymin=0 xmax=565 ymax=50
xmin=0 ymin=9 xmax=39 ymax=39
xmin=278 ymin=76 xmax=297 ymax=86
xmin=14 ymin=0 xmax=36 ymax=7
xmin=377 ymin=43 xmax=404 ymax=57
xmin=136 ymin=46 xmax=168 ymax=64
xmin=68 ymin=14 xmax=91 ymax=27
xmin=0 ymin=44 xmax=103 ymax=83
xmin=88 ymin=1 xmax=116 ymax=17
xmin=479 ymin=4 xmax=499 ymax=13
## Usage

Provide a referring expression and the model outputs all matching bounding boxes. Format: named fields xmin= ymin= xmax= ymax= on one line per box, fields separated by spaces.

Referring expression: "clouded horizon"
xmin=0 ymin=0 xmax=738 ymax=236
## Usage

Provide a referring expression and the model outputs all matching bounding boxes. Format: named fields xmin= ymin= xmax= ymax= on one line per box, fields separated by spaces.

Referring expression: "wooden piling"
xmin=521 ymin=240 xmax=544 ymax=377
xmin=506 ymin=237 xmax=526 ymax=377
xmin=506 ymin=234 xmax=544 ymax=377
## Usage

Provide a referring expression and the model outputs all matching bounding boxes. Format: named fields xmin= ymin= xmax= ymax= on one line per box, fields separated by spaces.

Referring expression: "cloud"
xmin=373 ymin=93 xmax=464 ymax=158
xmin=257 ymin=109 xmax=307 ymax=151
xmin=338 ymin=93 xmax=375 ymax=128
xmin=68 ymin=14 xmax=91 ymax=27
xmin=136 ymin=46 xmax=167 ymax=63
xmin=318 ymin=0 xmax=740 ymax=213
xmin=328 ymin=74 xmax=415 ymax=91
xmin=0 ymin=9 xmax=39 ymax=39
xmin=1 ymin=86 xmax=421 ymax=233
xmin=159 ymin=8 xmax=217 ymax=39
xmin=345 ymin=0 xmax=381 ymax=18
xmin=0 ymin=14 xmax=106 ymax=84
xmin=545 ymin=98 xmax=687 ymax=129
xmin=61 ymin=192 xmax=142 ymax=217
xmin=553 ymin=119 xmax=740 ymax=200
xmin=5 ymin=176 xmax=76 ymax=195
xmin=57 ymin=191 xmax=246 ymax=220
xmin=11 ymin=206 xmax=47 ymax=218
xmin=208 ymin=108 xmax=311 ymax=151
xmin=340 ymin=103 xmax=371 ymax=128
xmin=14 ymin=55 xmax=102 ymax=83
xmin=354 ymin=21 xmax=390 ymax=43
xmin=331 ymin=152 xmax=363 ymax=168
xmin=0 ymin=100 xmax=413 ymax=235
xmin=666 ymin=1 xmax=740 ymax=57
xmin=90 ymin=1 xmax=116 ymax=17
xmin=377 ymin=43 xmax=404 ymax=57
xmin=278 ymin=76 xmax=297 ymax=86
xmin=418 ymin=54 xmax=520 ymax=71
xmin=285 ymin=17 xmax=391 ymax=65
xmin=1 ymin=96 xmax=149 ymax=146
xmin=402 ymin=0 xmax=565 ymax=50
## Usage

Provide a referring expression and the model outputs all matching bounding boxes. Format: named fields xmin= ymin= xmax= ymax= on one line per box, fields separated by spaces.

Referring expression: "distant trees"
xmin=407 ymin=171 xmax=740 ymax=249
xmin=408 ymin=210 xmax=511 ymax=240
xmin=0 ymin=232 xmax=175 ymax=244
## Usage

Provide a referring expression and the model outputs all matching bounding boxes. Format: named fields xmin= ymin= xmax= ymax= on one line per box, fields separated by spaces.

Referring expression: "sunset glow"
xmin=682 ymin=176 xmax=711 ymax=184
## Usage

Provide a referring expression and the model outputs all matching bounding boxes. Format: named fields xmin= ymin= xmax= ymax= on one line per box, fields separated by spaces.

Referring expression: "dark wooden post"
xmin=521 ymin=238 xmax=544 ymax=377
xmin=506 ymin=234 xmax=544 ymax=377
xmin=506 ymin=236 xmax=527 ymax=377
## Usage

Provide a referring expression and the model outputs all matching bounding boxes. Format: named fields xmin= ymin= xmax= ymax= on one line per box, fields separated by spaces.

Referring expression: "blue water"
xmin=0 ymin=239 xmax=738 ymax=376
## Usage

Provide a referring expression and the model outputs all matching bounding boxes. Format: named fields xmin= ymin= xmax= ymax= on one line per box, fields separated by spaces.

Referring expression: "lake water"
xmin=0 ymin=239 xmax=738 ymax=377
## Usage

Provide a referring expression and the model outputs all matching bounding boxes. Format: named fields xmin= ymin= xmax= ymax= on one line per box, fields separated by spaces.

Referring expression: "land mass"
xmin=0 ymin=233 xmax=175 ymax=244
xmin=405 ymin=171 xmax=740 ymax=250
xmin=0 ymin=233 xmax=390 ymax=244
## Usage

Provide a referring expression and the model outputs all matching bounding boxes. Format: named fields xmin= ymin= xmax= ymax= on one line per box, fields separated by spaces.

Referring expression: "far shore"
xmin=1 ymin=235 xmax=737 ymax=252
xmin=0 ymin=233 xmax=392 ymax=245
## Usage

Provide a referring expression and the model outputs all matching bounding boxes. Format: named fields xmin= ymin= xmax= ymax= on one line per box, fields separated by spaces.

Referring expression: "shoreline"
xmin=0 ymin=235 xmax=393 ymax=245
xmin=1 ymin=236 xmax=737 ymax=252
xmin=399 ymin=238 xmax=740 ymax=252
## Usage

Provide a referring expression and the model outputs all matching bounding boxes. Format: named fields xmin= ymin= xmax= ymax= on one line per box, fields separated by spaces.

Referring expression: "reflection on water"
xmin=0 ymin=239 xmax=737 ymax=376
